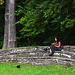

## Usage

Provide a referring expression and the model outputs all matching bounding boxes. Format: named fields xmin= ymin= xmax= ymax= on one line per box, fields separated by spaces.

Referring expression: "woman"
xmin=49 ymin=37 xmax=61 ymax=56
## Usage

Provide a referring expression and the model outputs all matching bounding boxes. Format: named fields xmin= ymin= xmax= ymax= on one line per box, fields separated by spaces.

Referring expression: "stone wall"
xmin=61 ymin=45 xmax=75 ymax=52
xmin=0 ymin=46 xmax=75 ymax=66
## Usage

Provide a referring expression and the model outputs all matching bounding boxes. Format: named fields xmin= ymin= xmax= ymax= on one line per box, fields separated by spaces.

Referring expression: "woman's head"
xmin=55 ymin=37 xmax=59 ymax=42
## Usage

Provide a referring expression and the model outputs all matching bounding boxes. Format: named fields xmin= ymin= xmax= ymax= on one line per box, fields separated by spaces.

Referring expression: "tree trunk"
xmin=3 ymin=0 xmax=16 ymax=49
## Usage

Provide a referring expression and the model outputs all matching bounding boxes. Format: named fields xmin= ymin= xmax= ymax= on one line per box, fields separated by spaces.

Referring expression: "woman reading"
xmin=49 ymin=37 xmax=61 ymax=56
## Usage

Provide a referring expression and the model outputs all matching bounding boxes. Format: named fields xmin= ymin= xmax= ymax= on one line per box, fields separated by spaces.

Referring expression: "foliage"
xmin=15 ymin=0 xmax=75 ymax=46
xmin=0 ymin=3 xmax=5 ymax=48
xmin=0 ymin=0 xmax=4 ymax=5
xmin=0 ymin=0 xmax=75 ymax=48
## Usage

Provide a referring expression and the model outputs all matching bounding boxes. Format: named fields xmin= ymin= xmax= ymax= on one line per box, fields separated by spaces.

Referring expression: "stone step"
xmin=0 ymin=46 xmax=75 ymax=66
xmin=0 ymin=50 xmax=75 ymax=55
xmin=0 ymin=56 xmax=75 ymax=66
xmin=0 ymin=50 xmax=75 ymax=60
xmin=0 ymin=50 xmax=75 ymax=56
xmin=1 ymin=56 xmax=75 ymax=61
xmin=0 ymin=46 xmax=75 ymax=54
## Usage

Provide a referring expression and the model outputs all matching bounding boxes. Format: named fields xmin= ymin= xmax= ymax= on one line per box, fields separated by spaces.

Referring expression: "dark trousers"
xmin=50 ymin=45 xmax=61 ymax=53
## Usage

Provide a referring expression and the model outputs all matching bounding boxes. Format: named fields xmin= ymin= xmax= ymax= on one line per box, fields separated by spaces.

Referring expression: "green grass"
xmin=0 ymin=63 xmax=75 ymax=75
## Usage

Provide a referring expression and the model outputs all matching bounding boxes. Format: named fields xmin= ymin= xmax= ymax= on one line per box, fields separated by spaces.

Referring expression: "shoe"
xmin=49 ymin=51 xmax=54 ymax=56
xmin=44 ymin=48 xmax=48 ymax=51
xmin=49 ymin=53 xmax=53 ymax=56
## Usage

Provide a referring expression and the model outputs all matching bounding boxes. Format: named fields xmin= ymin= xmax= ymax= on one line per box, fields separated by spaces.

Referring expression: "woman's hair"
xmin=55 ymin=37 xmax=60 ymax=43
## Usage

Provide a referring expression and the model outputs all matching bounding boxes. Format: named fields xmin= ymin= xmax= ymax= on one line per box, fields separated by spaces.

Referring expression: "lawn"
xmin=0 ymin=63 xmax=75 ymax=75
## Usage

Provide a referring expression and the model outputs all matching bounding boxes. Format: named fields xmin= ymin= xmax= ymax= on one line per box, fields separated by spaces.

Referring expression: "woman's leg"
xmin=55 ymin=47 xmax=62 ymax=51
xmin=49 ymin=45 xmax=55 ymax=56
xmin=54 ymin=47 xmax=62 ymax=56
xmin=49 ymin=45 xmax=62 ymax=56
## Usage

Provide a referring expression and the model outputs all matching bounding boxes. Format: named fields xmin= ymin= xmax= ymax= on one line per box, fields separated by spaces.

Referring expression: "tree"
xmin=15 ymin=0 xmax=75 ymax=46
xmin=2 ymin=0 xmax=16 ymax=49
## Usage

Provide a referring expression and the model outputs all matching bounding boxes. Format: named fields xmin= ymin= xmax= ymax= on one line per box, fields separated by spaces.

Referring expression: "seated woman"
xmin=49 ymin=37 xmax=61 ymax=56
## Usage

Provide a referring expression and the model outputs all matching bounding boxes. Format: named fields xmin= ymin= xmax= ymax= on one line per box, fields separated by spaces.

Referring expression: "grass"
xmin=0 ymin=63 xmax=75 ymax=75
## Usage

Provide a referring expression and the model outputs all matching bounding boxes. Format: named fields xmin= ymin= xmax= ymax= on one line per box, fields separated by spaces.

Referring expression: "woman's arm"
xmin=56 ymin=41 xmax=61 ymax=48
